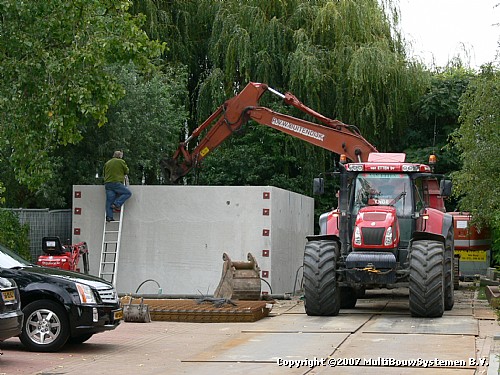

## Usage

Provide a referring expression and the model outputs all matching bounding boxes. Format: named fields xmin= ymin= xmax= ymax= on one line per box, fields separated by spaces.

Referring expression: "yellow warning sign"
xmin=456 ymin=250 xmax=487 ymax=262
xmin=200 ymin=147 xmax=210 ymax=157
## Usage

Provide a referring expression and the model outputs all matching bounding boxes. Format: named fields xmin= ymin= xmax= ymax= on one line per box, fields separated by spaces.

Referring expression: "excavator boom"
xmin=162 ymin=82 xmax=377 ymax=182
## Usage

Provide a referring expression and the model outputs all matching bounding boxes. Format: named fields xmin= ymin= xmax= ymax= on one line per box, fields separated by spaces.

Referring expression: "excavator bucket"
xmin=159 ymin=157 xmax=186 ymax=184
xmin=214 ymin=252 xmax=262 ymax=300
xmin=121 ymin=296 xmax=151 ymax=323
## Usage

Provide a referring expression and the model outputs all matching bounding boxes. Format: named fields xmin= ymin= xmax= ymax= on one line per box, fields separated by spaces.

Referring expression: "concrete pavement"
xmin=1 ymin=283 xmax=499 ymax=375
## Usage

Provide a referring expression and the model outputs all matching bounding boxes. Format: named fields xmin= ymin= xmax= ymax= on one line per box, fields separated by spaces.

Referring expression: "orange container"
xmin=449 ymin=212 xmax=491 ymax=251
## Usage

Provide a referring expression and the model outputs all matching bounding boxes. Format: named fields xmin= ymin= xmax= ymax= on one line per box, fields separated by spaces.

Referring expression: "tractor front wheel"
xmin=303 ymin=240 xmax=340 ymax=316
xmin=409 ymin=240 xmax=445 ymax=318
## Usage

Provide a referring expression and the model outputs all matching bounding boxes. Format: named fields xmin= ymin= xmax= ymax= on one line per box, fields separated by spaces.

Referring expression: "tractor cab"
xmin=350 ymin=172 xmax=413 ymax=251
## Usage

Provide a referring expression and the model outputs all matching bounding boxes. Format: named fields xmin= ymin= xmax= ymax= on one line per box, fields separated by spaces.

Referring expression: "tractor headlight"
xmin=76 ymin=283 xmax=97 ymax=304
xmin=354 ymin=226 xmax=362 ymax=245
xmin=384 ymin=227 xmax=393 ymax=246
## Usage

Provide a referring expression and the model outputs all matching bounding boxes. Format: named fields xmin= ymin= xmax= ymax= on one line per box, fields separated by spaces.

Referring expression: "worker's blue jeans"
xmin=105 ymin=182 xmax=132 ymax=219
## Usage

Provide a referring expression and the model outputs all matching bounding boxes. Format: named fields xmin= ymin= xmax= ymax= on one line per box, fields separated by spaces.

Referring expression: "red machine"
xmin=449 ymin=212 xmax=491 ymax=252
xmin=449 ymin=212 xmax=492 ymax=279
xmin=163 ymin=82 xmax=455 ymax=318
xmin=37 ymin=237 xmax=89 ymax=274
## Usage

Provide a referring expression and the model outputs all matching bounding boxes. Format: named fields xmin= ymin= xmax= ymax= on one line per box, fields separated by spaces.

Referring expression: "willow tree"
xmin=188 ymin=0 xmax=426 ymax=199
xmin=129 ymin=0 xmax=215 ymax=117
xmin=198 ymin=0 xmax=428 ymax=148
xmin=129 ymin=0 xmax=429 ymax=202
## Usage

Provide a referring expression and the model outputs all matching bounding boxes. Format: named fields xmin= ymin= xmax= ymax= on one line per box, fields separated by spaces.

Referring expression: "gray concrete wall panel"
xmin=72 ymin=185 xmax=314 ymax=296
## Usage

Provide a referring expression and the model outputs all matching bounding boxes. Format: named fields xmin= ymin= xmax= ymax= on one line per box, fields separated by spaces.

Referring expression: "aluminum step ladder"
xmin=99 ymin=205 xmax=125 ymax=286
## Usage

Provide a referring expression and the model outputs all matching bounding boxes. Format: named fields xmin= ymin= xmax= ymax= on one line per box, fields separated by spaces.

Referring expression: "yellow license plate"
xmin=456 ymin=250 xmax=487 ymax=262
xmin=2 ymin=290 xmax=15 ymax=302
xmin=114 ymin=309 xmax=123 ymax=320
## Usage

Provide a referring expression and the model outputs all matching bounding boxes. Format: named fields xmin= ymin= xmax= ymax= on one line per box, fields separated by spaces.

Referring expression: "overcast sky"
xmin=397 ymin=0 xmax=500 ymax=69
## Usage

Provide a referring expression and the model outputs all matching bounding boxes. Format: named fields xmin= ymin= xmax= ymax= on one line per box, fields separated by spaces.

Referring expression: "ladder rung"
xmin=101 ymin=206 xmax=124 ymax=287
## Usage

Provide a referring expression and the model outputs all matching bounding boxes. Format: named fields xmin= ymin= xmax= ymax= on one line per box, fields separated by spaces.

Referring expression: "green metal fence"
xmin=10 ymin=209 xmax=72 ymax=260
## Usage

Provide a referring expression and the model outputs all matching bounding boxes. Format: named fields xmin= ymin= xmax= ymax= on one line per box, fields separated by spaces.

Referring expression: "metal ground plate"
xmin=362 ymin=314 xmax=478 ymax=335
xmin=243 ymin=313 xmax=369 ymax=333
xmin=188 ymin=332 xmax=349 ymax=362
xmin=127 ymin=298 xmax=273 ymax=323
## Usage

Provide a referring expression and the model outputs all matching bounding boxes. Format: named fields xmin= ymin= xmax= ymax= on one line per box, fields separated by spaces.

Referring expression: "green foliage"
xmin=0 ymin=209 xmax=31 ymax=261
xmin=197 ymin=0 xmax=428 ymax=150
xmin=101 ymin=63 xmax=189 ymax=186
xmin=125 ymin=0 xmax=434 ymax=231
xmin=0 ymin=0 xmax=164 ymax=198
xmin=452 ymin=64 xmax=500 ymax=257
xmin=1 ymin=63 xmax=189 ymax=208
xmin=406 ymin=65 xmax=473 ymax=150
xmin=404 ymin=64 xmax=474 ymax=205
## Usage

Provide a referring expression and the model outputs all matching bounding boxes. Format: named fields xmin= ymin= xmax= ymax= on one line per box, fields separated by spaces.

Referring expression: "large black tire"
xmin=303 ymin=240 xmax=340 ymax=316
xmin=20 ymin=299 xmax=70 ymax=352
xmin=409 ymin=240 xmax=445 ymax=318
xmin=444 ymin=226 xmax=455 ymax=310
xmin=453 ymin=255 xmax=460 ymax=290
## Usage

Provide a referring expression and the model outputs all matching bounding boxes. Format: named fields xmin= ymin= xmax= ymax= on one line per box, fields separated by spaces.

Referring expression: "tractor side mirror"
xmin=313 ymin=178 xmax=324 ymax=195
xmin=440 ymin=179 xmax=452 ymax=197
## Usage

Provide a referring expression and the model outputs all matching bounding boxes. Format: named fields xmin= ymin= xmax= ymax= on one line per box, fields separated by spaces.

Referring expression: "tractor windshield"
xmin=352 ymin=173 xmax=412 ymax=217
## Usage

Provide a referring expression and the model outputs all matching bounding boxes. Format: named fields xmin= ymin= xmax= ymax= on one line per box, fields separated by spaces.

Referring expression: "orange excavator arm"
xmin=162 ymin=82 xmax=377 ymax=182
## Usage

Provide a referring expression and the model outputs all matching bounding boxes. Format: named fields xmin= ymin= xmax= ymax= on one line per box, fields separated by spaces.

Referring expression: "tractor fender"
xmin=411 ymin=231 xmax=445 ymax=246
xmin=420 ymin=208 xmax=453 ymax=238
xmin=414 ymin=209 xmax=454 ymax=248
xmin=318 ymin=210 xmax=340 ymax=236
xmin=306 ymin=234 xmax=346 ymax=258
xmin=441 ymin=213 xmax=454 ymax=247
xmin=306 ymin=234 xmax=341 ymax=243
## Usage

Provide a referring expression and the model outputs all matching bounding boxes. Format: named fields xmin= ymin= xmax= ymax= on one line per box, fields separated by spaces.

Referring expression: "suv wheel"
xmin=20 ymin=299 xmax=70 ymax=352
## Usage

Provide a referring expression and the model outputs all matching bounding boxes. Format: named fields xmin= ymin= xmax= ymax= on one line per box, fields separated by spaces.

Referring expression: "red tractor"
xmin=163 ymin=82 xmax=455 ymax=318
xmin=37 ymin=237 xmax=90 ymax=274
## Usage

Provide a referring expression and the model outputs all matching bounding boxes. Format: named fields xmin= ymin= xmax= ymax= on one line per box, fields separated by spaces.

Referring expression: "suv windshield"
xmin=0 ymin=243 xmax=32 ymax=268
xmin=352 ymin=173 xmax=412 ymax=217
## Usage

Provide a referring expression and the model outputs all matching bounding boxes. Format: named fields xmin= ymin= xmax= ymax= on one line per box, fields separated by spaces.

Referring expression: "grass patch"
xmin=477 ymin=286 xmax=487 ymax=300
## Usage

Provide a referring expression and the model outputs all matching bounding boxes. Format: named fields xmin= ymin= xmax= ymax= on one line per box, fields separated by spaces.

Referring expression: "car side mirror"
xmin=313 ymin=178 xmax=324 ymax=195
xmin=440 ymin=179 xmax=452 ymax=197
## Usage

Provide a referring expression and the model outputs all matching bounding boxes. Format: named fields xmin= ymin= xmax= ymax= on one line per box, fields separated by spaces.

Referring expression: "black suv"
xmin=0 ymin=277 xmax=23 ymax=341
xmin=0 ymin=243 xmax=122 ymax=352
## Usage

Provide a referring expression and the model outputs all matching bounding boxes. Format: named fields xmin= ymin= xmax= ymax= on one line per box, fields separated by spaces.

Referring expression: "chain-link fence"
xmin=10 ymin=209 xmax=72 ymax=261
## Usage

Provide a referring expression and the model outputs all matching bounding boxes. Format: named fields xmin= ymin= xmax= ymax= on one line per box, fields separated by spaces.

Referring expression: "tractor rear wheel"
xmin=453 ymin=255 xmax=460 ymax=290
xmin=444 ymin=227 xmax=455 ymax=310
xmin=303 ymin=240 xmax=340 ymax=316
xmin=409 ymin=240 xmax=445 ymax=317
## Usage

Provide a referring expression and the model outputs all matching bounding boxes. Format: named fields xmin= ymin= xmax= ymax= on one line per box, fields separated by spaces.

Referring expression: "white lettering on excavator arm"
xmin=271 ymin=117 xmax=325 ymax=142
